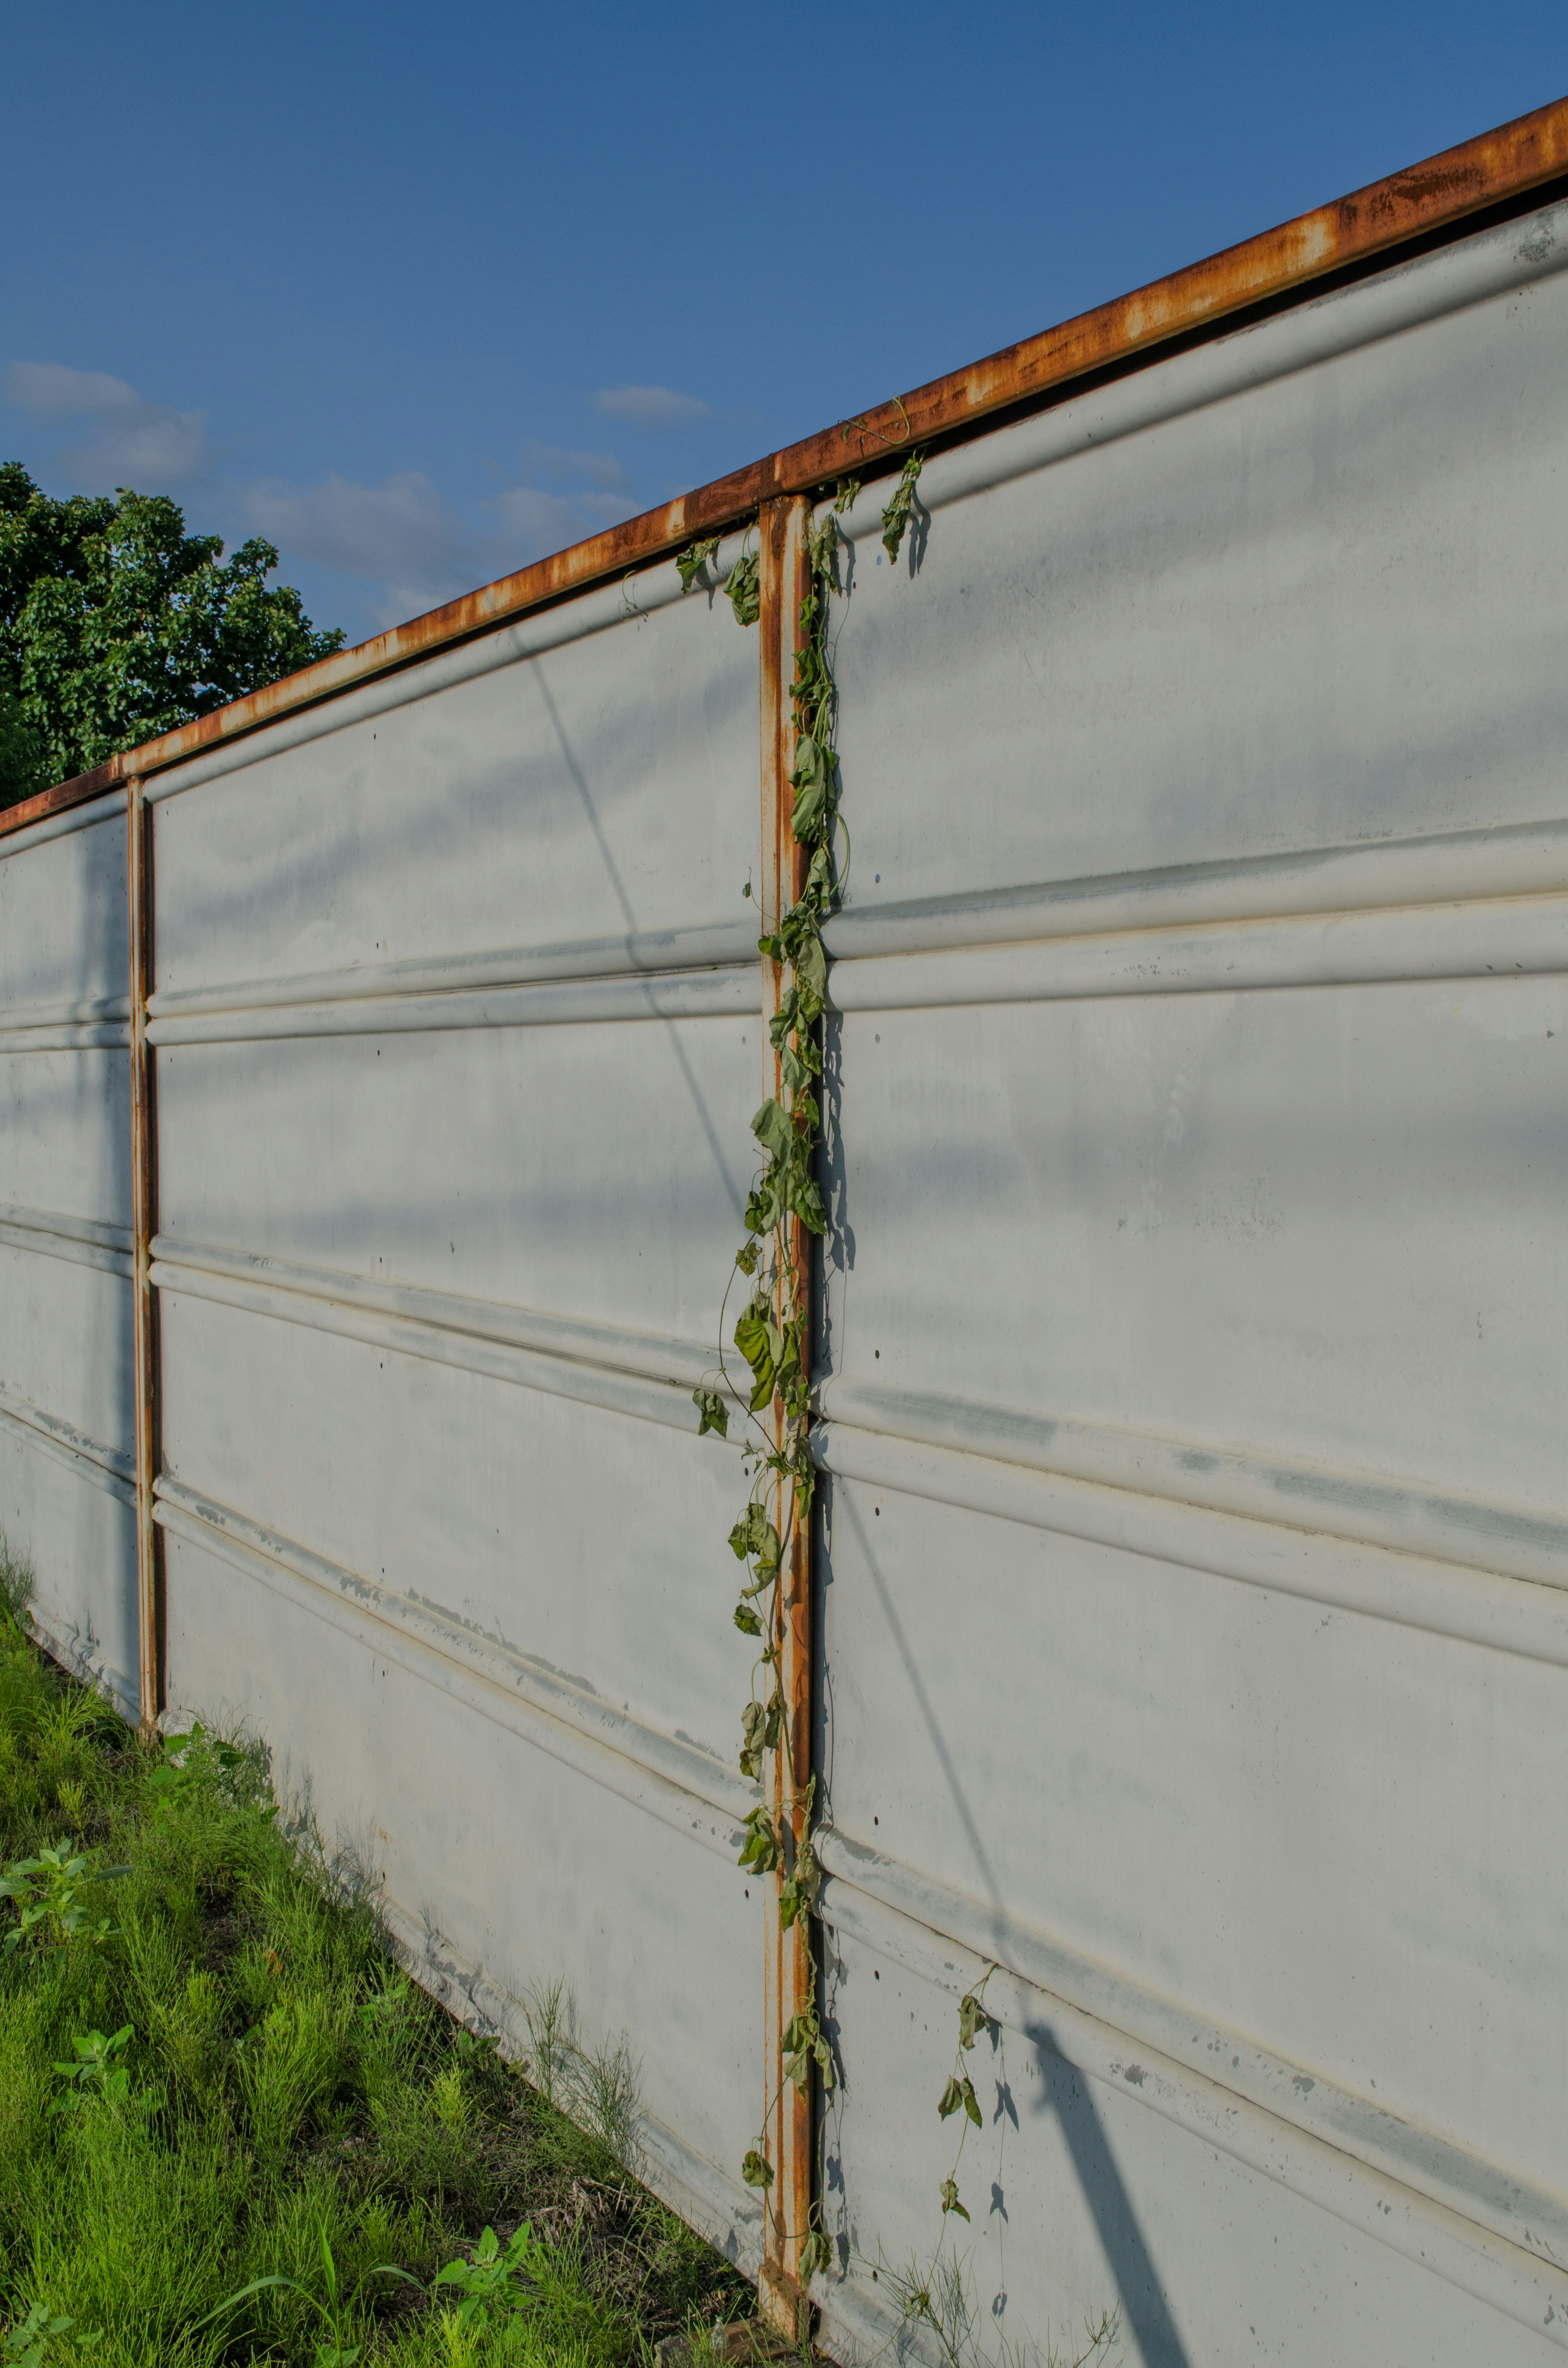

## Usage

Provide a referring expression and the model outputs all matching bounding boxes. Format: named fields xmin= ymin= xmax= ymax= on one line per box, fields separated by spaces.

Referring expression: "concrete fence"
xmin=6 ymin=98 xmax=1568 ymax=2367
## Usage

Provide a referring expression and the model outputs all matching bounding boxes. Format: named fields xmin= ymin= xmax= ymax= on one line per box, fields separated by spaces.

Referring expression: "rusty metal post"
xmin=126 ymin=776 xmax=162 ymax=1738
xmin=756 ymin=493 xmax=815 ymax=2337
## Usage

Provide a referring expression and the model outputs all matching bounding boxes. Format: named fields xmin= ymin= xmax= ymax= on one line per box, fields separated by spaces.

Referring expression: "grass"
xmin=0 ymin=1537 xmax=760 ymax=2368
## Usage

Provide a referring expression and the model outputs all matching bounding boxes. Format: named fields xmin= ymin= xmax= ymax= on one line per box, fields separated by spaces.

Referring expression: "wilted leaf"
xmin=675 ymin=536 xmax=719 ymax=594
xmin=728 ymin=552 xmax=761 ymax=627
xmin=693 ymin=1387 xmax=728 ymax=1440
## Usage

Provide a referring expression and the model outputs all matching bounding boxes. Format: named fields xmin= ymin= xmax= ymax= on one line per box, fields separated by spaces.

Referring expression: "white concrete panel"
xmin=818 ymin=1926 xmax=1562 ymax=2368
xmin=151 ymin=586 xmax=759 ymax=999
xmin=820 ymin=971 xmax=1568 ymax=1521
xmin=163 ymin=1523 xmax=764 ymax=2215
xmin=828 ymin=204 xmax=1568 ymax=914
xmin=0 ymin=1245 xmax=133 ymax=1463
xmin=0 ymin=1424 xmax=136 ymax=1712
xmin=0 ymin=799 xmax=127 ymax=1016
xmin=817 ymin=1467 xmax=1568 ymax=2227
xmin=155 ymin=1283 xmax=752 ymax=1768
xmin=0 ymin=1049 xmax=131 ymax=1232
xmin=154 ymin=1008 xmax=758 ymax=1347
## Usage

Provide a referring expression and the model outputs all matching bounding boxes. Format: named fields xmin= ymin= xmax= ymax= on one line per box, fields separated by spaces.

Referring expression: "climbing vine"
xmin=682 ymin=453 xmax=1013 ymax=2305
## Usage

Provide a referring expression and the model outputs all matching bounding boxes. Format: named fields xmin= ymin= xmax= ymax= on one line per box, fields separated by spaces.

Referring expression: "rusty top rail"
xmin=6 ymin=89 xmax=1568 ymax=841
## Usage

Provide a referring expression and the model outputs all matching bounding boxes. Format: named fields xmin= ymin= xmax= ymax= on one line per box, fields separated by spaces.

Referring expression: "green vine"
xmin=934 ymin=1969 xmax=995 ymax=2224
xmin=681 ymin=455 xmax=977 ymax=2312
xmin=682 ymin=486 xmax=858 ymax=2287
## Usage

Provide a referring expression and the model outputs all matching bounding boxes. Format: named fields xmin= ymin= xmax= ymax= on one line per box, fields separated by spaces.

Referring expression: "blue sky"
xmin=4 ymin=4 xmax=1567 ymax=644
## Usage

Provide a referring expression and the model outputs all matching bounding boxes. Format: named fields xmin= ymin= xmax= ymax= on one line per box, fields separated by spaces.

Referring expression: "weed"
xmin=0 ymin=1532 xmax=33 ymax=1632
xmin=430 ymin=2224 xmax=538 ymax=2328
xmin=0 ymin=1842 xmax=122 ymax=1954
xmin=196 ymin=2211 xmax=424 ymax=2365
xmin=47 ymin=2025 xmax=142 ymax=2118
xmin=0 ymin=2302 xmax=100 ymax=2364
xmin=0 ymin=1612 xmax=754 ymax=2366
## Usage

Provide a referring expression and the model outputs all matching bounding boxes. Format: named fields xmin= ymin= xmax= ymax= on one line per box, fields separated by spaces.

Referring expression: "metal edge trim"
xmin=826 ymin=892 xmax=1568 ymax=1012
xmin=148 ymin=1236 xmax=744 ymax=1428
xmin=0 ymin=1024 xmax=131 ymax=1053
xmin=0 ymin=1202 xmax=136 ymax=1257
xmin=814 ymin=1419 xmax=1568 ymax=1670
xmin=146 ymin=963 xmax=758 ymax=1046
xmin=148 ymin=920 xmax=761 ymax=1020
xmin=0 ymin=1221 xmax=134 ymax=1281
xmin=821 ymin=816 xmax=1568 ymax=964
xmin=815 ymin=1379 xmax=1568 ymax=1595
xmin=0 ymin=1389 xmax=137 ymax=1500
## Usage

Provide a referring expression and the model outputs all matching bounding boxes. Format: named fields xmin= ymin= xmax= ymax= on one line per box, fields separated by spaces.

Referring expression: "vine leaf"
xmin=799 ymin=2228 xmax=833 ymax=2281
xmin=751 ymin=1099 xmax=794 ymax=1160
xmin=939 ymin=2178 xmax=969 ymax=2221
xmin=958 ymin=1990 xmax=989 ymax=2051
xmin=728 ymin=551 xmax=761 ymax=627
xmin=733 ymin=1307 xmax=778 ymax=1412
xmin=881 ymin=449 xmax=926 ymax=563
xmin=790 ymin=735 xmax=832 ymax=841
xmin=675 ymin=536 xmax=720 ymax=594
xmin=733 ymin=1602 xmax=764 ymax=1637
xmin=738 ymin=1804 xmax=781 ymax=1869
xmin=742 ymin=2147 xmax=774 ymax=2190
xmin=936 ymin=2071 xmax=981 ymax=2126
xmin=792 ymin=932 xmax=827 ymax=1006
xmin=692 ymin=1387 xmax=728 ymax=1439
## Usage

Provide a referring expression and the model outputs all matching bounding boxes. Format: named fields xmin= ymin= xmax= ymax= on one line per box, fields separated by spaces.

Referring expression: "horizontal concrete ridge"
xmin=3 ymin=89 xmax=1566 ymax=840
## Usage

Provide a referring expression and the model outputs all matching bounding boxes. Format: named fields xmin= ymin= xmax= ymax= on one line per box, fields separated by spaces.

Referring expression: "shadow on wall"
xmin=824 ymin=1487 xmax=1194 ymax=2368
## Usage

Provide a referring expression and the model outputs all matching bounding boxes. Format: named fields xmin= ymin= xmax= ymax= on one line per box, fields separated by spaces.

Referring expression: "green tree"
xmin=0 ymin=463 xmax=344 ymax=810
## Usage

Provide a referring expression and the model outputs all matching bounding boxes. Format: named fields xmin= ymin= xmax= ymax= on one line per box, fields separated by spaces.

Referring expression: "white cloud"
xmin=241 ymin=471 xmax=487 ymax=627
xmin=592 ymin=384 xmax=708 ymax=427
xmin=521 ymin=441 xmax=632 ymax=493
xmin=4 ymin=360 xmax=213 ymax=487
xmin=2 ymin=359 xmax=648 ymax=630
xmin=492 ymin=479 xmax=633 ymax=561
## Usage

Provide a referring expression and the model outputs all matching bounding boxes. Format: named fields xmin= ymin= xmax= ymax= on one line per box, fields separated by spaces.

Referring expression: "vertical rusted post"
xmin=126 ymin=776 xmax=162 ymax=1739
xmin=756 ymin=493 xmax=815 ymax=2337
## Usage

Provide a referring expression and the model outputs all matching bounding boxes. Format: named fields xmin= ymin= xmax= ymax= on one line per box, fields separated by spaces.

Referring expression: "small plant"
xmin=0 ymin=1842 xmax=121 ymax=1953
xmin=874 ymin=2251 xmax=1119 ymax=2368
xmin=48 ymin=2026 xmax=136 ymax=2117
xmin=195 ymin=2216 xmax=423 ymax=2368
xmin=430 ymin=2224 xmax=539 ymax=2328
xmin=0 ymin=1531 xmax=33 ymax=1634
xmin=521 ymin=1976 xmax=575 ymax=2111
xmin=147 ymin=1722 xmax=264 ymax=1819
xmin=1 ymin=2304 xmax=100 ymax=2365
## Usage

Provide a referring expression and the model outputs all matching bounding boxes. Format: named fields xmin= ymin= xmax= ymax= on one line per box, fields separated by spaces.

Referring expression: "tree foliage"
xmin=0 ymin=463 xmax=344 ymax=810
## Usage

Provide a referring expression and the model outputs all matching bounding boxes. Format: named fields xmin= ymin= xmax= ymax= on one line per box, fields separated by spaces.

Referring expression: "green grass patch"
xmin=0 ymin=1540 xmax=756 ymax=2368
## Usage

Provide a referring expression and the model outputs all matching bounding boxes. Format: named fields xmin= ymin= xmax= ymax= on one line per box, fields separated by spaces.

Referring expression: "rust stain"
xmin=126 ymin=778 xmax=163 ymax=1737
xmin=755 ymin=496 xmax=815 ymax=2339
xmin=4 ymin=90 xmax=1566 ymax=841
